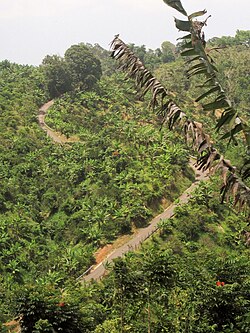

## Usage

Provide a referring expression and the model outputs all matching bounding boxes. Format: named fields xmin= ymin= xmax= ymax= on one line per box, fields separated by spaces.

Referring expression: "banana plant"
xmin=163 ymin=0 xmax=250 ymax=181
xmin=110 ymin=35 xmax=250 ymax=210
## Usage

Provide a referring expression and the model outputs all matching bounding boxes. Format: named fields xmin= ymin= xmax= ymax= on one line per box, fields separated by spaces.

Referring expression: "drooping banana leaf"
xmin=110 ymin=35 xmax=250 ymax=209
xmin=241 ymin=160 xmax=250 ymax=180
xmin=188 ymin=10 xmax=207 ymax=20
xmin=242 ymin=123 xmax=250 ymax=148
xmin=177 ymin=33 xmax=192 ymax=40
xmin=174 ymin=18 xmax=191 ymax=32
xmin=174 ymin=6 xmax=250 ymax=159
xmin=220 ymin=123 xmax=243 ymax=140
xmin=181 ymin=49 xmax=198 ymax=57
xmin=203 ymin=99 xmax=230 ymax=111
xmin=187 ymin=68 xmax=209 ymax=78
xmin=185 ymin=55 xmax=201 ymax=64
xmin=162 ymin=0 xmax=187 ymax=16
xmin=186 ymin=62 xmax=206 ymax=73
xmin=215 ymin=109 xmax=236 ymax=130
xmin=195 ymin=85 xmax=221 ymax=102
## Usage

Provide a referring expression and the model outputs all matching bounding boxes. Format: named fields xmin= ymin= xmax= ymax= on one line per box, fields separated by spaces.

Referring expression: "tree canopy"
xmin=42 ymin=43 xmax=102 ymax=98
xmin=64 ymin=43 xmax=102 ymax=91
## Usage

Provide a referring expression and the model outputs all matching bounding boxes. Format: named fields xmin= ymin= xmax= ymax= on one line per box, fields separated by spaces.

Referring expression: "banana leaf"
xmin=188 ymin=10 xmax=207 ymax=20
xmin=195 ymin=85 xmax=221 ymax=102
xmin=220 ymin=123 xmax=243 ymax=140
xmin=177 ymin=34 xmax=192 ymax=40
xmin=181 ymin=48 xmax=198 ymax=57
xmin=163 ymin=0 xmax=187 ymax=16
xmin=187 ymin=62 xmax=206 ymax=73
xmin=215 ymin=109 xmax=236 ymax=130
xmin=174 ymin=18 xmax=191 ymax=32
xmin=203 ymin=99 xmax=230 ymax=111
xmin=187 ymin=68 xmax=208 ymax=78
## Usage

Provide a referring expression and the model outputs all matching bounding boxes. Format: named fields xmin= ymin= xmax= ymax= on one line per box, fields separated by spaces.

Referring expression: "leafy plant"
xmin=15 ymin=284 xmax=84 ymax=332
xmin=162 ymin=0 xmax=250 ymax=181
xmin=109 ymin=8 xmax=250 ymax=210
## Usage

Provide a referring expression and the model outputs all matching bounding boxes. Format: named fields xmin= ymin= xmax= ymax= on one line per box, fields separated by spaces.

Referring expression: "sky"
xmin=0 ymin=0 xmax=249 ymax=66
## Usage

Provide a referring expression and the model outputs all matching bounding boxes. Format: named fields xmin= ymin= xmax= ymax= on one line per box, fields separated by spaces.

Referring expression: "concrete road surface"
xmin=37 ymin=101 xmax=208 ymax=283
xmin=83 ymin=168 xmax=207 ymax=282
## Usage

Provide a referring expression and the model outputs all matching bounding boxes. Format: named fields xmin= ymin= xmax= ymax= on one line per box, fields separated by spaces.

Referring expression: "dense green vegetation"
xmin=81 ymin=179 xmax=250 ymax=332
xmin=0 ymin=49 xmax=192 ymax=328
xmin=7 ymin=179 xmax=249 ymax=333
xmin=0 ymin=9 xmax=249 ymax=331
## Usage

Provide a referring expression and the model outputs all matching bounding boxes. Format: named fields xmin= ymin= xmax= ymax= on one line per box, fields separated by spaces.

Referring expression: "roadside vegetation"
xmin=0 ymin=3 xmax=249 ymax=330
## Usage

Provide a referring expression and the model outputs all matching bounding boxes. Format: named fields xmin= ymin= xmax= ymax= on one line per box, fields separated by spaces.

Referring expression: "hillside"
xmin=0 ymin=53 xmax=192 ymax=328
xmin=0 ymin=28 xmax=250 ymax=332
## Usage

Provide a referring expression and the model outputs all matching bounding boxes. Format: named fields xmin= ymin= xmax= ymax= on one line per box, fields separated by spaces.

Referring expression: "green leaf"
xmin=163 ymin=0 xmax=187 ymax=16
xmin=211 ymin=63 xmax=219 ymax=72
xmin=188 ymin=68 xmax=208 ymax=77
xmin=203 ymin=99 xmax=230 ymax=111
xmin=185 ymin=55 xmax=201 ymax=63
xmin=197 ymin=77 xmax=215 ymax=88
xmin=181 ymin=49 xmax=198 ymax=57
xmin=183 ymin=41 xmax=193 ymax=49
xmin=220 ymin=123 xmax=243 ymax=140
xmin=187 ymin=62 xmax=206 ymax=73
xmin=174 ymin=18 xmax=192 ymax=32
xmin=177 ymin=33 xmax=192 ymax=40
xmin=242 ymin=123 xmax=250 ymax=149
xmin=242 ymin=166 xmax=250 ymax=180
xmin=215 ymin=109 xmax=236 ymax=131
xmin=195 ymin=86 xmax=221 ymax=102
xmin=188 ymin=10 xmax=207 ymax=20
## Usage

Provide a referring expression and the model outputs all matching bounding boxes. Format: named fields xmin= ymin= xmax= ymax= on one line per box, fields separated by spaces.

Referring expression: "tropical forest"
xmin=0 ymin=0 xmax=250 ymax=332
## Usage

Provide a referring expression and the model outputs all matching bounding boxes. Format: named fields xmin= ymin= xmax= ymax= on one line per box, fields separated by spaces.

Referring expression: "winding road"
xmin=82 ymin=167 xmax=207 ymax=281
xmin=38 ymin=100 xmax=79 ymax=143
xmin=38 ymin=100 xmax=208 ymax=282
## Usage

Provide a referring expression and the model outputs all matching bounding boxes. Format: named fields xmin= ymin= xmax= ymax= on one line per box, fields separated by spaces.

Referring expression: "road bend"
xmin=38 ymin=101 xmax=208 ymax=283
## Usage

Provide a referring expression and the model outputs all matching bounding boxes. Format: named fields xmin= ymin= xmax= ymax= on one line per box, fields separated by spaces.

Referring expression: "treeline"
xmin=40 ymin=40 xmax=177 ymax=99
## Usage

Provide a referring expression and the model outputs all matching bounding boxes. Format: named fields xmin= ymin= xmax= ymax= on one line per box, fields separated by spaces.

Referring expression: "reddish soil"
xmin=95 ymin=244 xmax=113 ymax=264
xmin=3 ymin=320 xmax=20 ymax=333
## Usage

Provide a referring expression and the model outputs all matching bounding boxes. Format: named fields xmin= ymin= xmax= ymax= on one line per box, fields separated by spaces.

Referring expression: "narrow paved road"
xmin=38 ymin=100 xmax=60 ymax=140
xmin=83 ymin=167 xmax=208 ymax=282
xmin=38 ymin=101 xmax=208 ymax=283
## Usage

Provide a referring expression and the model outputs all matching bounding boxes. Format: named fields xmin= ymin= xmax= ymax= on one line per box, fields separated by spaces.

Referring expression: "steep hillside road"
xmin=82 ymin=166 xmax=208 ymax=282
xmin=37 ymin=100 xmax=208 ymax=282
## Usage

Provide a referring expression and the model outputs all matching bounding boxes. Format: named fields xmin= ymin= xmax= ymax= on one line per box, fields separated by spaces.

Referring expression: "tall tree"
xmin=41 ymin=55 xmax=72 ymax=98
xmin=64 ymin=43 xmax=102 ymax=91
xmin=161 ymin=41 xmax=176 ymax=63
